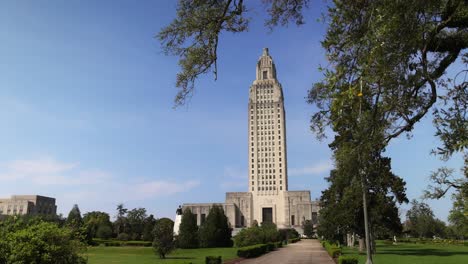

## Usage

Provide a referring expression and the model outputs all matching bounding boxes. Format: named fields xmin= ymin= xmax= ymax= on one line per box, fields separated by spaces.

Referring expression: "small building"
xmin=0 ymin=195 xmax=57 ymax=216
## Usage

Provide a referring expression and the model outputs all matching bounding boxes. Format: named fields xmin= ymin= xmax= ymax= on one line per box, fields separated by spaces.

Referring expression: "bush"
xmin=338 ymin=256 xmax=359 ymax=264
xmin=322 ymin=241 xmax=341 ymax=258
xmin=266 ymin=242 xmax=276 ymax=251
xmin=117 ymin=232 xmax=130 ymax=241
xmin=279 ymin=228 xmax=299 ymax=242
xmin=0 ymin=220 xmax=87 ymax=264
xmin=237 ymin=244 xmax=269 ymax=258
xmin=288 ymin=237 xmax=301 ymax=243
xmin=234 ymin=224 xmax=281 ymax=247
xmin=276 ymin=241 xmax=283 ymax=248
xmin=205 ymin=256 xmax=222 ymax=264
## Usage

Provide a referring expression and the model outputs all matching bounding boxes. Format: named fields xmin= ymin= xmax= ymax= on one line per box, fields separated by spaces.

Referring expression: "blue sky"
xmin=0 ymin=1 xmax=462 ymax=221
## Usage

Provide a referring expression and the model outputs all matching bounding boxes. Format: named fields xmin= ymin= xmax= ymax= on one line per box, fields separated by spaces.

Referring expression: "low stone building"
xmin=0 ymin=195 xmax=57 ymax=216
xmin=177 ymin=49 xmax=320 ymax=234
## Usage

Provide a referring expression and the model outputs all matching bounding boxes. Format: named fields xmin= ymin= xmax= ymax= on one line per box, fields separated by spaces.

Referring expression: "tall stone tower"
xmin=248 ymin=48 xmax=288 ymax=225
xmin=180 ymin=48 xmax=320 ymax=231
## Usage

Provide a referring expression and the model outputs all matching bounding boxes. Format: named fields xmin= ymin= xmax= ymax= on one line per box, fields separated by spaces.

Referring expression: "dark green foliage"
xmin=152 ymin=218 xmax=174 ymax=259
xmin=288 ymin=237 xmax=301 ymax=243
xmin=233 ymin=223 xmax=280 ymax=247
xmin=178 ymin=208 xmax=199 ymax=248
xmin=83 ymin=211 xmax=113 ymax=240
xmin=117 ymin=232 xmax=130 ymax=241
xmin=66 ymin=204 xmax=84 ymax=229
xmin=126 ymin=208 xmax=148 ymax=240
xmin=406 ymin=200 xmax=448 ymax=238
xmin=96 ymin=224 xmax=113 ymax=239
xmin=142 ymin=214 xmax=157 ymax=242
xmin=0 ymin=218 xmax=87 ymax=264
xmin=322 ymin=240 xmax=341 ymax=258
xmin=199 ymin=205 xmax=232 ymax=248
xmin=237 ymin=244 xmax=269 ymax=258
xmin=278 ymin=228 xmax=299 ymax=241
xmin=338 ymin=255 xmax=359 ymax=264
xmin=302 ymin=219 xmax=314 ymax=238
xmin=205 ymin=256 xmax=222 ymax=264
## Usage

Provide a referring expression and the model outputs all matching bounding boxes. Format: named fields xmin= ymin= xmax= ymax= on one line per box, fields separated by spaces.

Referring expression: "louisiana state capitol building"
xmin=177 ymin=48 xmax=320 ymax=233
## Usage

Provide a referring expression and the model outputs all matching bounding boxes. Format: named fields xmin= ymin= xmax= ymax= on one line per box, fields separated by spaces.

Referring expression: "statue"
xmin=176 ymin=205 xmax=182 ymax=215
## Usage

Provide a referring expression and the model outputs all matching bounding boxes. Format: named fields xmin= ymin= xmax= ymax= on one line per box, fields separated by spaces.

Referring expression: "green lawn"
xmin=86 ymin=246 xmax=238 ymax=264
xmin=342 ymin=241 xmax=468 ymax=264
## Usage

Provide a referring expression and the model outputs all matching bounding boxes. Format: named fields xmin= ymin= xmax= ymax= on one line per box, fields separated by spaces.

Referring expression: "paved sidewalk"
xmin=239 ymin=239 xmax=335 ymax=264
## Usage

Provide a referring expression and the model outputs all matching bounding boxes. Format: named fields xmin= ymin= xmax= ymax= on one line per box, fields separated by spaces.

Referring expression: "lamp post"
xmin=358 ymin=79 xmax=373 ymax=264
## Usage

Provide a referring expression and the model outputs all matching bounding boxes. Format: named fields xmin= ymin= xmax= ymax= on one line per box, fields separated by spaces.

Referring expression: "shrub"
xmin=117 ymin=232 xmax=130 ymax=241
xmin=0 ymin=220 xmax=87 ymax=264
xmin=266 ymin=242 xmax=276 ymax=251
xmin=276 ymin=241 xmax=283 ymax=248
xmin=234 ymin=224 xmax=281 ymax=247
xmin=322 ymin=241 xmax=341 ymax=258
xmin=237 ymin=244 xmax=269 ymax=258
xmin=288 ymin=237 xmax=300 ymax=243
xmin=338 ymin=256 xmax=359 ymax=264
xmin=205 ymin=256 xmax=222 ymax=264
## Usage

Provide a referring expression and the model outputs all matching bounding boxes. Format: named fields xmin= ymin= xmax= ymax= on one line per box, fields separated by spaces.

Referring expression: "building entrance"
xmin=262 ymin=207 xmax=273 ymax=223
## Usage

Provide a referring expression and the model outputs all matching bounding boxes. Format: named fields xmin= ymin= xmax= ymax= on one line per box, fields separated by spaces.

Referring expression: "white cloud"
xmin=289 ymin=160 xmax=333 ymax=176
xmin=0 ymin=157 xmax=113 ymax=186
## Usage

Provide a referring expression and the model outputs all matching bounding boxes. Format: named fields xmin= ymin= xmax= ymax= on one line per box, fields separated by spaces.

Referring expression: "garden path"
xmin=238 ymin=239 xmax=335 ymax=264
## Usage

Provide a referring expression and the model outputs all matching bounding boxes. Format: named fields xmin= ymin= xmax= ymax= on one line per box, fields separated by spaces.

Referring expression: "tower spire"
xmin=256 ymin=48 xmax=277 ymax=80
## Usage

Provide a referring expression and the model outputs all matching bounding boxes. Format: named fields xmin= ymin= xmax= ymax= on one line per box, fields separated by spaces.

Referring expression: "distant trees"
xmin=406 ymin=200 xmax=447 ymax=238
xmin=152 ymin=218 xmax=174 ymax=259
xmin=177 ymin=208 xmax=199 ymax=248
xmin=83 ymin=211 xmax=113 ymax=240
xmin=199 ymin=206 xmax=232 ymax=248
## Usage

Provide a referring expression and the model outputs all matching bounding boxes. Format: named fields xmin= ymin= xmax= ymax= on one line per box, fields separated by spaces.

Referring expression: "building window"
xmin=263 ymin=71 xmax=268 ymax=79
xmin=291 ymin=215 xmax=295 ymax=226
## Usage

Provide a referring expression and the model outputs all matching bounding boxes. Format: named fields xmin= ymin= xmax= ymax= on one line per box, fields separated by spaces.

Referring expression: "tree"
xmin=66 ymin=204 xmax=83 ymax=229
xmin=83 ymin=211 xmax=112 ymax=239
xmin=127 ymin=208 xmax=148 ymax=240
xmin=0 ymin=219 xmax=87 ymax=264
xmin=142 ymin=214 xmax=157 ymax=241
xmin=114 ymin=203 xmax=128 ymax=237
xmin=199 ymin=205 xmax=232 ymax=248
xmin=178 ymin=208 xmax=199 ymax=248
xmin=302 ymin=220 xmax=314 ymax=238
xmin=152 ymin=218 xmax=174 ymax=259
xmin=447 ymin=190 xmax=468 ymax=239
xmin=406 ymin=200 xmax=447 ymax=238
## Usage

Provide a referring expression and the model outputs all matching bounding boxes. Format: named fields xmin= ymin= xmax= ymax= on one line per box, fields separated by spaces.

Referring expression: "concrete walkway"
xmin=239 ymin=239 xmax=335 ymax=264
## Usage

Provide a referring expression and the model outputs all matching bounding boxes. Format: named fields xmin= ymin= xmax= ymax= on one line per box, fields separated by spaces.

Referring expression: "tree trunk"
xmin=359 ymin=238 xmax=365 ymax=252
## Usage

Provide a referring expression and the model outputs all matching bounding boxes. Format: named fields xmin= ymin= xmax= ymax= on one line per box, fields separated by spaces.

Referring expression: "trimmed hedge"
xmin=205 ymin=256 xmax=222 ymax=264
xmin=93 ymin=239 xmax=152 ymax=247
xmin=338 ymin=256 xmax=359 ymax=264
xmin=322 ymin=241 xmax=342 ymax=258
xmin=288 ymin=237 xmax=301 ymax=244
xmin=276 ymin=241 xmax=283 ymax=248
xmin=237 ymin=244 xmax=269 ymax=258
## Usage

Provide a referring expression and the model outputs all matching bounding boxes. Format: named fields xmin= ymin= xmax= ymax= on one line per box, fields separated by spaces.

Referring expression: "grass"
xmin=342 ymin=241 xmax=468 ymax=264
xmin=86 ymin=246 xmax=238 ymax=264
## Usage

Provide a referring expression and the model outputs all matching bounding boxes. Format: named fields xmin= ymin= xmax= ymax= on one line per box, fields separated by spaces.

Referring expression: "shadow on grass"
xmin=377 ymin=248 xmax=468 ymax=257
